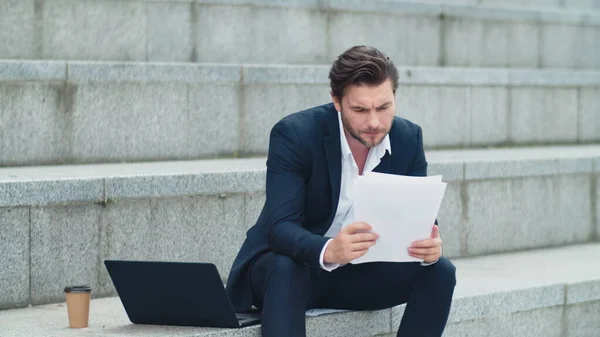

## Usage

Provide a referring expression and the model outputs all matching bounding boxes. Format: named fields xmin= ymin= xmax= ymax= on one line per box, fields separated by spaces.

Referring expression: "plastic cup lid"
xmin=64 ymin=286 xmax=91 ymax=293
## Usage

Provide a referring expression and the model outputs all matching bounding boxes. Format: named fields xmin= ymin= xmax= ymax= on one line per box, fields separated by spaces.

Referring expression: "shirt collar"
xmin=337 ymin=111 xmax=391 ymax=159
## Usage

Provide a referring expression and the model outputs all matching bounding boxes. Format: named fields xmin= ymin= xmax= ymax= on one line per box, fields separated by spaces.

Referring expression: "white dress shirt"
xmin=318 ymin=112 xmax=439 ymax=271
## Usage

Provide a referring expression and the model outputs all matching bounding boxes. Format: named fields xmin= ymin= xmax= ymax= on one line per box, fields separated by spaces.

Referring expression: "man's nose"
xmin=366 ymin=111 xmax=379 ymax=129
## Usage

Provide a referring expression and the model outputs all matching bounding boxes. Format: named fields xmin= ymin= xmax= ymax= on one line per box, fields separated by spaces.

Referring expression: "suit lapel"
xmin=324 ymin=108 xmax=342 ymax=228
xmin=373 ymin=151 xmax=392 ymax=173
xmin=374 ymin=120 xmax=396 ymax=174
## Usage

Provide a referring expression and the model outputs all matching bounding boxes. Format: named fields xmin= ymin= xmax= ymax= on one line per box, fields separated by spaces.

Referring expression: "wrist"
xmin=323 ymin=241 xmax=335 ymax=264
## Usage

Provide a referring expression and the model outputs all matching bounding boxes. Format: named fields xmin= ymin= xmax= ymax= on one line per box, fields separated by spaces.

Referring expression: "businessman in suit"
xmin=226 ymin=45 xmax=456 ymax=337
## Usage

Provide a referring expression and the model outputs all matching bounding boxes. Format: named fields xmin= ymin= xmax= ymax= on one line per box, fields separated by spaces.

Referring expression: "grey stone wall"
xmin=1 ymin=61 xmax=599 ymax=166
xmin=1 ymin=0 xmax=599 ymax=67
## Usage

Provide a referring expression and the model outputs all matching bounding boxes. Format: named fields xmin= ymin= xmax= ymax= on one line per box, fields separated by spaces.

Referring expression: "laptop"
xmin=104 ymin=260 xmax=261 ymax=328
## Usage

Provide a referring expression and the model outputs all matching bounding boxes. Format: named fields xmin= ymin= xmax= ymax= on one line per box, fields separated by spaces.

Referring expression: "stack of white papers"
xmin=349 ymin=172 xmax=447 ymax=264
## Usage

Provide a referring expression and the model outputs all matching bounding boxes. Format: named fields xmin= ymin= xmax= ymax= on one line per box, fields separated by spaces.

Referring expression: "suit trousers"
xmin=249 ymin=251 xmax=456 ymax=337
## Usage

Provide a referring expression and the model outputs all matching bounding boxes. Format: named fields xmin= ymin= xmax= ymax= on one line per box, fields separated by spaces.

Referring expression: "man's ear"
xmin=331 ymin=92 xmax=342 ymax=112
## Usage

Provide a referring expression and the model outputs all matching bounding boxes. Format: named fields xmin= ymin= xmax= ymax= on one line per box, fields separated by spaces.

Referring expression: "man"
xmin=226 ymin=46 xmax=456 ymax=337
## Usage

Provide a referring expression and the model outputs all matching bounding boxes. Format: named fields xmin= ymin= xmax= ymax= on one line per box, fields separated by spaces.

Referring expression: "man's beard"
xmin=340 ymin=109 xmax=390 ymax=148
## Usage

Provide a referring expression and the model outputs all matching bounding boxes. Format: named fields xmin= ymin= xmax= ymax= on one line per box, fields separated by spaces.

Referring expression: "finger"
xmin=351 ymin=240 xmax=377 ymax=251
xmin=350 ymin=232 xmax=379 ymax=243
xmin=409 ymin=253 xmax=427 ymax=260
xmin=409 ymin=252 xmax=439 ymax=261
xmin=431 ymin=224 xmax=440 ymax=239
xmin=408 ymin=247 xmax=438 ymax=255
xmin=349 ymin=249 xmax=369 ymax=261
xmin=411 ymin=238 xmax=442 ymax=248
xmin=345 ymin=222 xmax=372 ymax=234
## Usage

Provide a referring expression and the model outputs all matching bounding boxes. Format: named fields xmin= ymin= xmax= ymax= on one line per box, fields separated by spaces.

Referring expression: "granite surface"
xmin=2 ymin=243 xmax=599 ymax=336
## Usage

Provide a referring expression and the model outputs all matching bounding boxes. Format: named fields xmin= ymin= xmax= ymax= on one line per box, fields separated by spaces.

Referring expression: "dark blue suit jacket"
xmin=226 ymin=102 xmax=429 ymax=312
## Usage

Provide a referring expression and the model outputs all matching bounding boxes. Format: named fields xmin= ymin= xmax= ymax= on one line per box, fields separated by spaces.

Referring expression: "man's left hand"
xmin=408 ymin=224 xmax=442 ymax=263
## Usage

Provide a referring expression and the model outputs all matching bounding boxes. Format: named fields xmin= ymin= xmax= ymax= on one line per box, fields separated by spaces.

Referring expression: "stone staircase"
xmin=2 ymin=244 xmax=599 ymax=336
xmin=2 ymin=0 xmax=600 ymax=67
xmin=1 ymin=61 xmax=599 ymax=165
xmin=0 ymin=0 xmax=599 ymax=336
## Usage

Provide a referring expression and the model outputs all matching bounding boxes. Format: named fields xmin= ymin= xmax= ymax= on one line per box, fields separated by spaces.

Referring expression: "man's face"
xmin=332 ymin=80 xmax=395 ymax=148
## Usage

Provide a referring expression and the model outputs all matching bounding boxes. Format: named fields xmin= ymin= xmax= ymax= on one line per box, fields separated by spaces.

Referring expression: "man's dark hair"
xmin=329 ymin=45 xmax=399 ymax=101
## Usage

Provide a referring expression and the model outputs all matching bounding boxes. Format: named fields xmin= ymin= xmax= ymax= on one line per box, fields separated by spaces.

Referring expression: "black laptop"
xmin=104 ymin=260 xmax=261 ymax=328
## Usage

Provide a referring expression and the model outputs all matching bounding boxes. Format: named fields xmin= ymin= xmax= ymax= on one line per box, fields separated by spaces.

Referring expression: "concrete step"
xmin=1 ymin=60 xmax=600 ymax=166
xmin=0 ymin=243 xmax=599 ymax=337
xmin=0 ymin=145 xmax=598 ymax=310
xmin=1 ymin=0 xmax=599 ymax=69
xmin=423 ymin=0 xmax=600 ymax=11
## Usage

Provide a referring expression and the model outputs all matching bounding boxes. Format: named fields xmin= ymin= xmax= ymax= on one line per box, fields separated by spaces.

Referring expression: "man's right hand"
xmin=324 ymin=222 xmax=379 ymax=265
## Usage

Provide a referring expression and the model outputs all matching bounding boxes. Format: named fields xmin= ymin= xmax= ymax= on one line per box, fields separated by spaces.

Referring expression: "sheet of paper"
xmin=305 ymin=308 xmax=349 ymax=317
xmin=363 ymin=172 xmax=442 ymax=184
xmin=350 ymin=175 xmax=447 ymax=264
